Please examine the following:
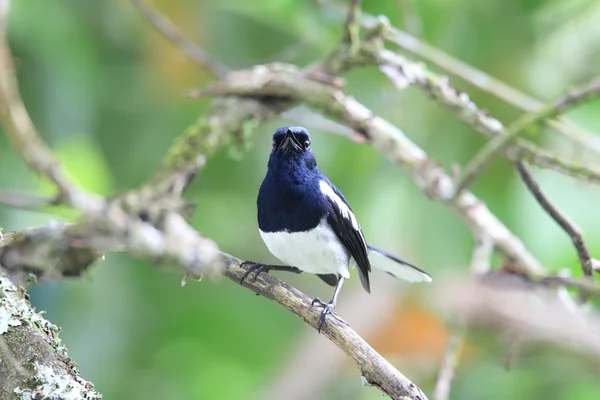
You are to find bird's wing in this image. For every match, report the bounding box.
[319,179,371,293]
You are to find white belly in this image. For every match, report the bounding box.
[259,220,350,278]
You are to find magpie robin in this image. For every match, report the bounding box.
[241,127,431,332]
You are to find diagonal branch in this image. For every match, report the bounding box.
[455,77,600,194]
[514,161,593,278]
[374,44,600,186]
[356,11,600,156]
[129,0,229,78]
[0,189,54,209]
[0,3,103,212]
[223,256,428,400]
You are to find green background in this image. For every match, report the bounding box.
[1,0,600,399]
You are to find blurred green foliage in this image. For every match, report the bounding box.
[1,0,600,399]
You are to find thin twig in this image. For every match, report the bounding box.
[130,0,229,78]
[433,334,463,400]
[343,0,361,54]
[356,12,600,155]
[0,189,54,209]
[375,48,600,186]
[514,161,593,278]
[456,77,600,194]
[433,235,494,400]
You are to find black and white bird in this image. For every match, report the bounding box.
[241,126,431,332]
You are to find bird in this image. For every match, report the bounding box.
[241,126,431,332]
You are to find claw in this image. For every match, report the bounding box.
[311,297,325,307]
[311,297,336,333]
[240,261,272,285]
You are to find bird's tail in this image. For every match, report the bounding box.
[367,244,432,283]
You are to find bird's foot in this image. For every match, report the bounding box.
[311,297,339,333]
[239,261,273,285]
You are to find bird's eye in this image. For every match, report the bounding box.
[303,141,310,150]
[272,141,277,150]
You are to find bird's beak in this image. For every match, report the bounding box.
[278,131,302,153]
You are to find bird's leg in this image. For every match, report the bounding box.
[239,261,302,285]
[311,276,345,333]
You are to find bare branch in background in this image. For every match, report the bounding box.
[355,12,600,155]
[514,161,594,278]
[433,335,463,400]
[433,235,494,400]
[456,77,600,194]
[376,44,600,186]
[437,276,600,361]
[0,189,54,209]
[129,0,229,78]
[0,3,103,212]
[343,0,361,54]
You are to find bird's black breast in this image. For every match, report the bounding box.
[257,162,325,233]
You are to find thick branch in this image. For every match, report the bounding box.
[0,275,102,399]
[223,256,428,400]
[0,203,221,283]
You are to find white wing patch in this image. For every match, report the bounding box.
[319,180,360,230]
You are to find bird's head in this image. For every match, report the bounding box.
[268,126,317,171]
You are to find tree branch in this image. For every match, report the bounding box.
[0,274,102,399]
[455,77,600,194]
[0,189,54,210]
[223,256,428,400]
[129,0,229,78]
[374,43,600,186]
[433,234,494,400]
[356,10,600,156]
[0,12,103,212]
[438,274,600,361]
[514,161,593,278]
[343,0,361,55]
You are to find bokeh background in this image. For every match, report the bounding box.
[1,0,600,399]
